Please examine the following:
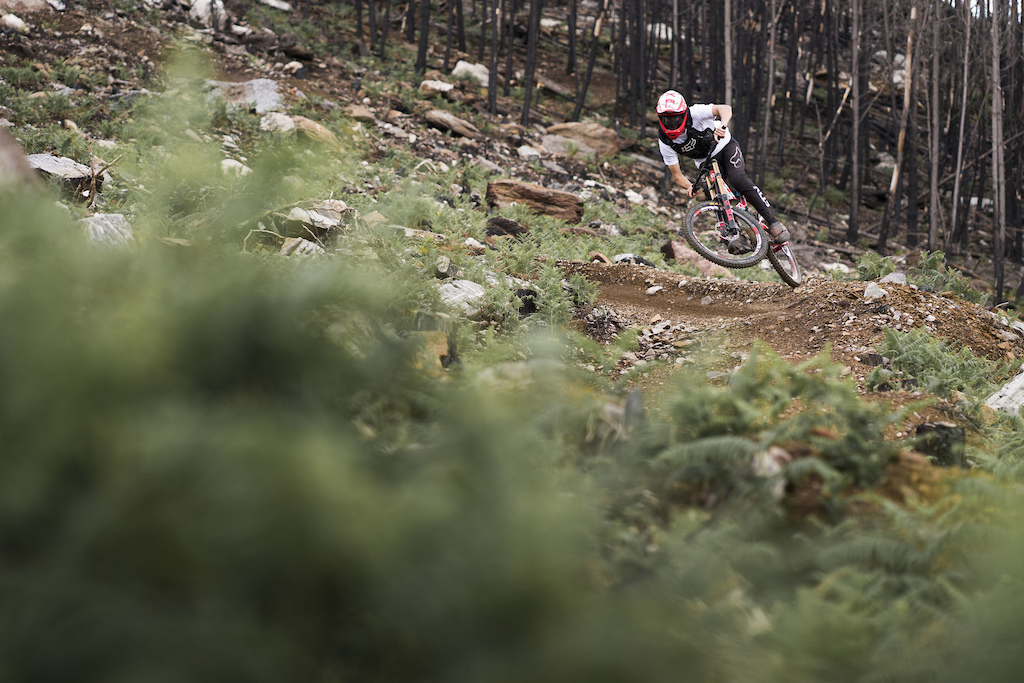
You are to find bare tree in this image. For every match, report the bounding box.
[415,0,431,73]
[878,2,918,255]
[927,0,942,250]
[946,0,971,253]
[758,0,783,186]
[847,0,862,244]
[571,0,609,121]
[488,0,499,114]
[723,0,733,106]
[520,0,545,126]
[991,0,1007,300]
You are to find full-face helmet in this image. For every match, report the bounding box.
[657,90,689,140]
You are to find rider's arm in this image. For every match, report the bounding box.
[711,104,733,139]
[667,162,694,197]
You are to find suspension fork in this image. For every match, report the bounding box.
[709,160,738,232]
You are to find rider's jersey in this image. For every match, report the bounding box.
[658,103,732,167]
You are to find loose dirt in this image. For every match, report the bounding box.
[564,259,1024,424]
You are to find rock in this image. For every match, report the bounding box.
[187,0,227,30]
[221,159,251,176]
[517,145,541,160]
[987,367,1024,415]
[259,111,296,133]
[419,79,454,96]
[280,237,325,256]
[823,262,851,274]
[27,153,110,200]
[646,285,663,296]
[0,0,51,10]
[438,279,487,315]
[700,295,714,306]
[472,157,504,175]
[292,115,344,152]
[344,104,375,123]
[879,272,907,285]
[257,0,291,8]
[282,205,344,235]
[545,122,621,156]
[451,60,489,85]
[1,13,28,32]
[624,189,644,204]
[541,159,568,175]
[539,134,596,157]
[486,179,584,224]
[613,253,655,266]
[206,78,282,114]
[282,61,306,78]
[77,213,135,247]
[863,282,888,301]
[423,109,482,139]
[464,237,487,254]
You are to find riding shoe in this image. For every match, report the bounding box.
[768,221,790,244]
[727,234,754,255]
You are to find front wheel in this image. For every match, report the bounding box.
[682,202,769,269]
[767,242,803,288]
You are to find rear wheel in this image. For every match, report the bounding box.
[767,242,802,288]
[682,202,769,269]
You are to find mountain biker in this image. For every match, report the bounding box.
[656,90,790,245]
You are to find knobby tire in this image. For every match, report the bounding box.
[682,202,769,269]
[767,242,802,288]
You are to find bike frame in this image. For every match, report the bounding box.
[702,160,742,235]
[699,159,787,250]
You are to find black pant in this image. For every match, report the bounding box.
[714,140,776,225]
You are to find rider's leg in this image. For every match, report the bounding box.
[717,141,790,243]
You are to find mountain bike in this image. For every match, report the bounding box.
[681,158,802,288]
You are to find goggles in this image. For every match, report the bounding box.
[659,112,687,130]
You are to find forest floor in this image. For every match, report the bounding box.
[5,1,1022,437]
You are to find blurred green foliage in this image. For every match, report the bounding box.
[3,29,1024,683]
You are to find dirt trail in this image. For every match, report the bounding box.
[565,262,1024,405]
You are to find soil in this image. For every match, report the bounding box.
[562,258,1024,426]
[7,2,1022,430]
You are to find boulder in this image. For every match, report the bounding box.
[77,213,135,247]
[540,134,596,157]
[344,104,375,123]
[438,279,487,315]
[186,0,227,30]
[27,153,111,200]
[486,179,584,224]
[545,122,621,156]
[451,60,489,85]
[260,112,296,133]
[0,0,52,9]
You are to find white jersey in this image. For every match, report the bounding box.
[658,103,732,167]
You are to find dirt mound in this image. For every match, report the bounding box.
[564,261,1024,395]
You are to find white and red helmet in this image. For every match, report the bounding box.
[657,90,689,140]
